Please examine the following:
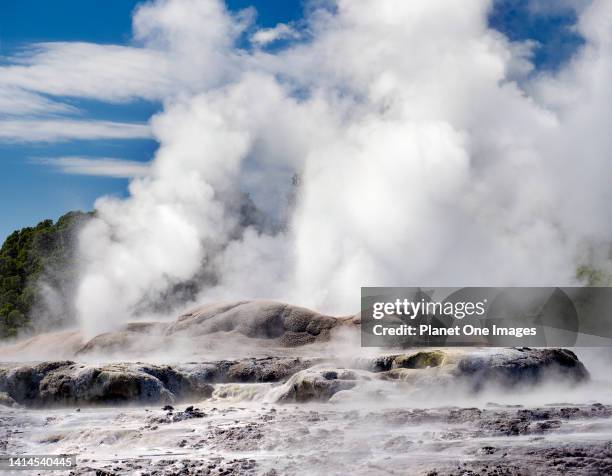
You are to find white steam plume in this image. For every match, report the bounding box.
[73,0,612,336]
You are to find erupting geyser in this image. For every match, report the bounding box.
[59,0,612,336]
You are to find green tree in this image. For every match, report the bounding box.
[0,211,92,338]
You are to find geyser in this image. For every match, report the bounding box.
[61,0,612,336]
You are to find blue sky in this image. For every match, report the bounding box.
[0,0,585,241]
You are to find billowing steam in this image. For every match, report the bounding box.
[75,0,612,336]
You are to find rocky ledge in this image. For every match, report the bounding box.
[0,348,589,407]
[0,301,359,361]
[76,301,357,356]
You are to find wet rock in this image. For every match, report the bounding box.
[207,422,266,451]
[481,416,532,436]
[366,348,590,395]
[39,365,176,406]
[0,391,17,407]
[172,406,205,421]
[137,364,213,401]
[146,406,205,425]
[393,350,447,369]
[173,357,316,385]
[479,446,497,455]
[534,420,562,432]
[224,357,314,383]
[0,362,212,407]
[531,442,612,474]
[273,368,361,403]
[0,347,592,407]
[0,361,74,403]
[447,407,483,423]
[455,348,589,390]
[0,357,311,407]
[368,350,447,372]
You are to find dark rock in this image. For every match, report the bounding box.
[455,348,589,390]
[368,350,447,372]
[224,357,314,383]
[479,446,497,455]
[0,362,195,407]
[0,348,592,408]
[0,357,313,407]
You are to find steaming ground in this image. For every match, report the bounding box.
[3,391,612,475]
[2,344,612,475]
[2,301,612,474]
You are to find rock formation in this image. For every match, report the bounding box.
[0,348,589,407]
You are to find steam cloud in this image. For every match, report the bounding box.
[70,0,612,336]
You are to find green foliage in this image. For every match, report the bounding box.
[576,265,612,286]
[0,211,92,338]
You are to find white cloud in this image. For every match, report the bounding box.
[251,23,299,46]
[0,43,171,104]
[37,156,150,178]
[0,119,151,142]
[0,87,77,116]
[0,0,249,121]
